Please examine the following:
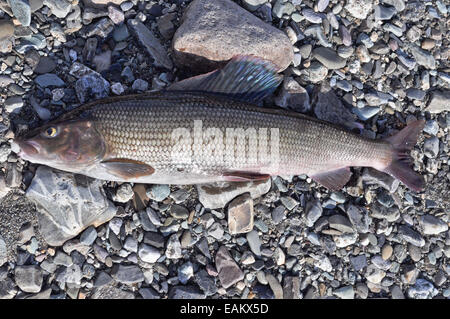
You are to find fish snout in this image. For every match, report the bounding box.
[12,138,40,158]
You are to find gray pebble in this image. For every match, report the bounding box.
[15,265,43,293]
[246,230,261,256]
[79,226,97,245]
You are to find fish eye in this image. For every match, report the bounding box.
[42,126,58,138]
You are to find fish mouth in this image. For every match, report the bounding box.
[13,139,40,157]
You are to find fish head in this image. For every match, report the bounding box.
[13,120,106,170]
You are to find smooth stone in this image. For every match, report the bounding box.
[362,168,399,193]
[274,77,310,113]
[127,19,172,69]
[170,204,189,219]
[246,230,261,256]
[194,269,217,296]
[423,120,439,135]
[8,0,31,26]
[407,279,438,299]
[352,106,380,121]
[317,0,329,12]
[423,137,439,158]
[43,0,72,18]
[165,234,182,259]
[302,8,323,23]
[266,274,283,299]
[307,61,328,83]
[337,45,354,59]
[172,0,293,72]
[313,83,356,128]
[147,184,170,202]
[350,255,367,272]
[405,88,426,101]
[15,265,43,293]
[333,286,355,299]
[419,215,448,235]
[345,0,373,19]
[271,205,286,224]
[0,20,14,40]
[272,0,295,19]
[398,225,425,247]
[138,243,161,263]
[86,17,114,38]
[4,96,23,112]
[113,23,129,42]
[312,47,347,69]
[34,73,65,87]
[29,0,43,12]
[346,205,370,233]
[374,5,397,20]
[34,57,57,74]
[228,193,254,234]
[16,33,46,54]
[426,90,450,113]
[110,264,144,284]
[381,0,405,12]
[305,199,323,227]
[215,246,244,288]
[328,215,354,233]
[79,226,97,245]
[26,166,116,246]
[410,45,436,69]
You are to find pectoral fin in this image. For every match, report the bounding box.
[101,158,155,180]
[310,167,352,191]
[223,171,271,182]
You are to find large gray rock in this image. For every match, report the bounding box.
[26,166,117,246]
[197,179,271,210]
[172,0,293,72]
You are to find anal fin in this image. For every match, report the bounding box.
[101,158,155,180]
[310,167,352,191]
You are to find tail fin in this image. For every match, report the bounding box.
[382,120,425,192]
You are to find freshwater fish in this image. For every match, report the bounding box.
[13,56,425,191]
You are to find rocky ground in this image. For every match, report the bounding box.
[0,0,449,299]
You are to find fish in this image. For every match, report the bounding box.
[13,56,425,192]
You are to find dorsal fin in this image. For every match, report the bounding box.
[170,55,283,103]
